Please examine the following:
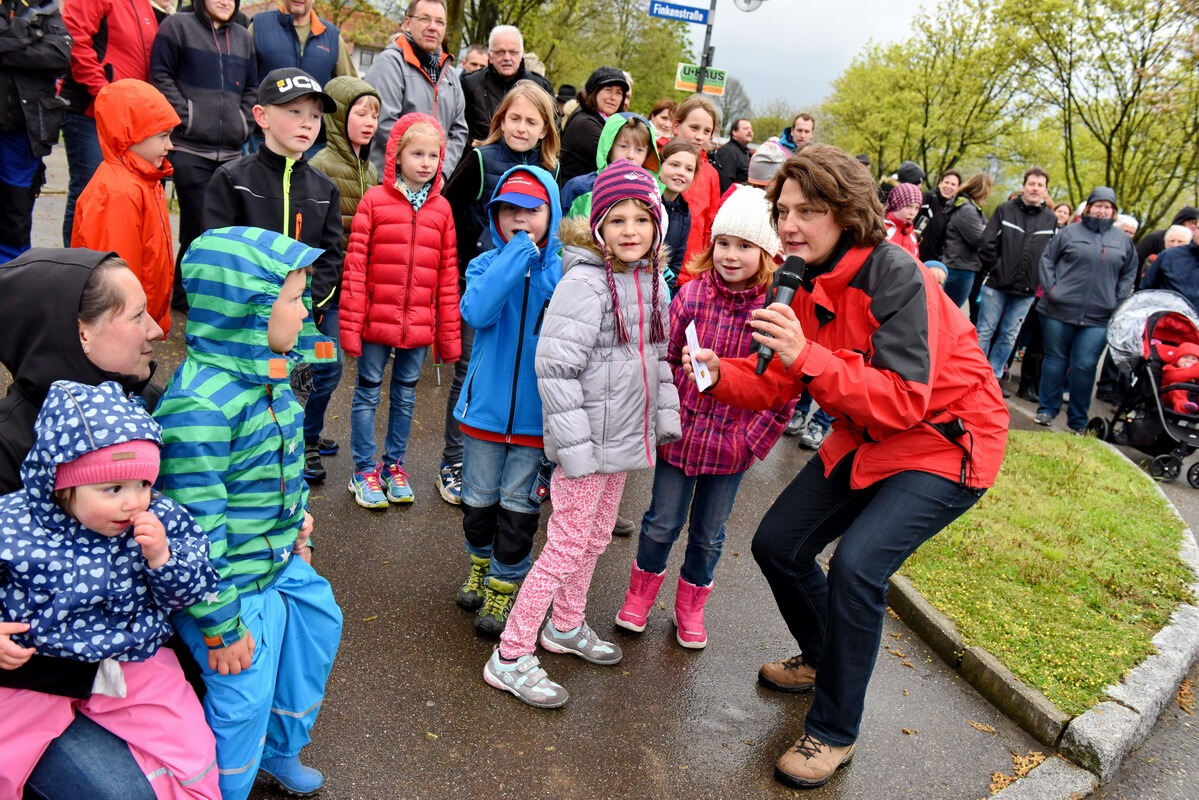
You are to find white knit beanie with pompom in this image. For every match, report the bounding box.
[711,185,781,257]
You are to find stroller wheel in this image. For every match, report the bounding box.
[1085,417,1111,441]
[1148,454,1182,482]
[1188,463,1199,489]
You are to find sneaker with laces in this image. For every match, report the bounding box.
[784,410,806,437]
[1034,411,1054,426]
[437,461,462,505]
[348,467,388,509]
[799,425,827,451]
[483,649,569,709]
[539,620,623,665]
[316,437,339,456]
[758,654,817,693]
[774,732,855,788]
[381,462,414,504]
[303,443,326,485]
[456,554,490,611]
[475,576,518,638]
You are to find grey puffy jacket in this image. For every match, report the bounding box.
[536,220,681,478]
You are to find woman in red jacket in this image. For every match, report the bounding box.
[686,145,1008,789]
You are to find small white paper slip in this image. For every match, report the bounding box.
[685,320,713,392]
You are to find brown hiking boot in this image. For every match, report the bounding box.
[775,732,855,788]
[758,654,816,693]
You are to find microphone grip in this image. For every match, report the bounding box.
[754,284,799,375]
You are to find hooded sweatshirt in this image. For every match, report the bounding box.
[0,248,158,498]
[71,79,180,335]
[560,112,661,219]
[149,0,257,160]
[154,226,335,649]
[535,218,681,478]
[454,166,563,440]
[340,112,462,362]
[309,75,381,254]
[0,380,217,668]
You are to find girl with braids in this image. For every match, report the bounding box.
[482,163,680,709]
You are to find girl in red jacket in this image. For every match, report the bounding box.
[340,113,462,509]
[673,95,721,269]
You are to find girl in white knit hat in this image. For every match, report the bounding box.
[616,185,799,648]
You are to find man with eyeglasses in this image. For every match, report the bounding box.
[461,24,553,142]
[365,0,468,179]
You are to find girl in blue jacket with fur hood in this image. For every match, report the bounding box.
[453,165,563,640]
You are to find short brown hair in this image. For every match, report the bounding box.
[658,139,698,164]
[405,0,445,16]
[939,169,962,183]
[1022,167,1049,185]
[650,98,677,118]
[672,95,718,130]
[793,112,814,128]
[959,173,993,203]
[78,256,131,325]
[766,144,886,248]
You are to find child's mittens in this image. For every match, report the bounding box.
[132,510,169,569]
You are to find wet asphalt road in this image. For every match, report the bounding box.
[24,146,1197,799]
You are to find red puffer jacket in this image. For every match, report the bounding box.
[340,112,462,362]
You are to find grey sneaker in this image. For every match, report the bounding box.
[483,649,569,709]
[799,425,827,450]
[784,411,806,437]
[538,620,623,665]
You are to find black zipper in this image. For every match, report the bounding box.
[504,267,533,437]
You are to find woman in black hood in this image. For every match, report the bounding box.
[0,247,163,800]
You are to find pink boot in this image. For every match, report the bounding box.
[615,562,667,632]
[674,577,713,649]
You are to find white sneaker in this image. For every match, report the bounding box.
[483,649,569,709]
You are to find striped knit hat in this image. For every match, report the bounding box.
[588,162,667,345]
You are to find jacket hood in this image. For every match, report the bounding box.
[193,0,241,27]
[94,79,180,180]
[1086,186,1118,209]
[383,112,445,196]
[21,381,162,523]
[1172,206,1199,226]
[487,165,563,259]
[322,75,380,166]
[181,226,336,384]
[595,112,660,173]
[0,248,143,404]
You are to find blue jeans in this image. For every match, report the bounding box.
[350,343,426,470]
[796,390,833,432]
[461,436,545,581]
[303,306,343,444]
[752,458,984,746]
[25,715,155,800]
[975,286,1036,378]
[943,267,976,310]
[61,112,102,246]
[636,459,745,586]
[1037,313,1108,430]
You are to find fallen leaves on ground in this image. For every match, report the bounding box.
[969,720,997,734]
[989,750,1047,794]
[1178,677,1194,714]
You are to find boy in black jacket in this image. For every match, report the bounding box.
[204,68,344,482]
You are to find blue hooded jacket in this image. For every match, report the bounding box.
[0,380,217,663]
[454,165,563,438]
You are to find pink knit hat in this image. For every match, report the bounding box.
[54,439,160,490]
[885,182,923,215]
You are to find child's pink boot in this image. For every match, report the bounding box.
[614,562,666,632]
[673,577,713,649]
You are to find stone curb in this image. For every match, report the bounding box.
[885,402,1199,795]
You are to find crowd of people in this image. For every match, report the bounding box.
[2,0,1198,796]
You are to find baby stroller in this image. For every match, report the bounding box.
[1087,290,1199,485]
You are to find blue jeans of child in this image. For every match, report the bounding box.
[1037,313,1108,430]
[943,267,976,310]
[975,286,1036,378]
[751,458,984,746]
[796,390,833,432]
[636,460,745,587]
[461,436,544,581]
[350,343,427,471]
[303,306,343,444]
[24,715,155,800]
[61,112,102,246]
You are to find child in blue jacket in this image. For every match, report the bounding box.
[453,166,563,639]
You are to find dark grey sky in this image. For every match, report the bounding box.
[682,0,919,113]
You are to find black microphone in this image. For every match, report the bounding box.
[755,257,806,375]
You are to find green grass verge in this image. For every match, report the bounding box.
[901,429,1195,716]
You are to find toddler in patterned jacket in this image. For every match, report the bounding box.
[0,380,220,800]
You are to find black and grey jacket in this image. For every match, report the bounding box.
[978,198,1058,296]
[0,0,70,157]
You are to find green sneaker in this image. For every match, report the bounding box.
[456,554,490,611]
[475,576,518,638]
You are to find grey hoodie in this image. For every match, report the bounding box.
[535,219,681,478]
